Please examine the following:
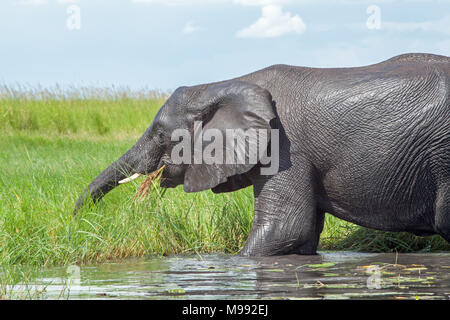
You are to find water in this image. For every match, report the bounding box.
[5,252,450,300]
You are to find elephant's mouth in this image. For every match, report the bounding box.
[118,166,165,186]
[160,177,179,188]
[117,162,180,189]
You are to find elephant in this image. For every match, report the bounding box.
[75,53,450,256]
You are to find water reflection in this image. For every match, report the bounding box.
[4,252,450,300]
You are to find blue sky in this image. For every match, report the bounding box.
[0,0,449,91]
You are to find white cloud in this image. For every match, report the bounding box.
[183,21,200,34]
[236,5,306,38]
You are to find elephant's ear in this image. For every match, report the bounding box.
[183,81,276,193]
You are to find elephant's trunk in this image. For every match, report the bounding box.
[73,134,160,215]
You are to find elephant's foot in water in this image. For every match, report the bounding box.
[240,165,325,256]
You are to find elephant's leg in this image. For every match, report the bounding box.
[240,164,324,256]
[435,184,450,243]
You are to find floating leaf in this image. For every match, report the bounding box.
[167,288,186,295]
[306,262,336,268]
[265,269,285,272]
[403,267,427,271]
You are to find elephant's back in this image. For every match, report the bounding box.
[382,53,450,64]
[306,57,449,165]
[295,55,449,213]
[307,55,449,121]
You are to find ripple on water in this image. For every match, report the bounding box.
[4,252,450,300]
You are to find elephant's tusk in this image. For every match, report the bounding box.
[119,173,142,184]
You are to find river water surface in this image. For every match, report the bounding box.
[6,252,450,299]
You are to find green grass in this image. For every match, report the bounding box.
[0,88,448,271]
[1,96,165,137]
[0,133,254,267]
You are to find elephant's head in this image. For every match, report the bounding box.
[74,80,277,213]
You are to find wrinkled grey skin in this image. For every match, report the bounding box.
[75,53,450,256]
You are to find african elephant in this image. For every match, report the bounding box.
[75,53,450,256]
